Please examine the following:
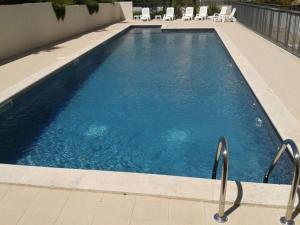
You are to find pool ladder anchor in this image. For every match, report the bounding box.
[263,139,300,225]
[212,137,229,223]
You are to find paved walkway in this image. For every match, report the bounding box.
[0,22,130,95]
[0,183,296,225]
[137,19,300,125]
[215,22,300,126]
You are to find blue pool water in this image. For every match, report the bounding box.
[0,28,292,183]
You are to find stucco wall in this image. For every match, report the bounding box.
[0,2,132,62]
[119,1,133,20]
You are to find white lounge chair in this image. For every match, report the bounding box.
[163,7,175,21]
[215,8,236,22]
[195,6,208,20]
[207,6,227,21]
[140,8,150,21]
[182,7,194,20]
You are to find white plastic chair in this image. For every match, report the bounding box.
[182,7,194,20]
[163,7,175,21]
[195,6,208,20]
[217,8,237,22]
[212,6,228,22]
[140,8,150,21]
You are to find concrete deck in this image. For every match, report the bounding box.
[0,183,298,225]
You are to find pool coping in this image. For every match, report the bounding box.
[0,22,299,208]
[0,164,292,208]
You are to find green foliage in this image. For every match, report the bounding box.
[194,0,200,14]
[85,0,99,14]
[171,0,184,17]
[0,0,44,3]
[207,4,220,16]
[153,9,164,16]
[178,0,193,7]
[0,0,114,3]
[74,0,99,15]
[51,0,73,21]
[133,11,140,16]
[51,3,65,21]
[170,0,197,17]
[96,0,116,3]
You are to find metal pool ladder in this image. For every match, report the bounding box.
[263,139,300,225]
[212,137,229,223]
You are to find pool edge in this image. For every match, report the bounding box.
[0,164,292,208]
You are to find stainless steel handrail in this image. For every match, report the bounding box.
[263,139,300,225]
[212,137,229,223]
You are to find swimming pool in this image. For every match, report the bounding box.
[0,27,292,184]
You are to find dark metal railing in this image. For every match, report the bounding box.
[263,139,300,225]
[233,2,300,57]
[212,137,229,223]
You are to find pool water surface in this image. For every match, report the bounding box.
[0,27,292,183]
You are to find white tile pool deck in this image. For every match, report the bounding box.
[0,183,299,225]
[0,19,300,224]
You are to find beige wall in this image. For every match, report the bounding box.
[119,1,133,20]
[0,2,132,62]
